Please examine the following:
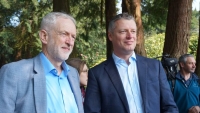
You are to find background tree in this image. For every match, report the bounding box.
[105,0,116,58]
[0,0,52,67]
[122,0,146,56]
[163,0,193,58]
[0,0,199,69]
[195,9,200,76]
[53,0,70,13]
[53,0,107,67]
[141,0,168,35]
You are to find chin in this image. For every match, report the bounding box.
[63,53,70,60]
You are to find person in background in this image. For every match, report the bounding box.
[84,12,178,113]
[0,12,84,113]
[169,54,200,113]
[66,58,88,101]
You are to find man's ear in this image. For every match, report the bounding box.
[108,31,112,41]
[39,30,48,44]
[180,62,184,68]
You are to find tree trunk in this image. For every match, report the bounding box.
[105,0,116,59]
[195,36,200,76]
[53,0,79,58]
[122,0,146,56]
[53,0,70,13]
[195,10,200,76]
[163,0,192,58]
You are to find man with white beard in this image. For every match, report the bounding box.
[0,12,84,113]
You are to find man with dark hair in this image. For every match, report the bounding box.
[169,54,200,113]
[84,13,178,113]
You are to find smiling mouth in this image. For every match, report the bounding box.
[62,47,71,51]
[125,41,134,44]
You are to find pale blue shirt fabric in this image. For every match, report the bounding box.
[112,52,144,113]
[40,52,78,113]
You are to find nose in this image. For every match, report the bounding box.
[126,30,134,39]
[65,35,75,46]
[193,63,196,68]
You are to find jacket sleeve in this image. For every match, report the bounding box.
[0,64,17,113]
[159,61,179,113]
[84,69,101,113]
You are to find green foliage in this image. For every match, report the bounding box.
[189,34,198,56]
[0,0,10,9]
[145,33,165,59]
[70,0,106,67]
[0,29,15,63]
[141,0,168,34]
[1,0,198,68]
[142,0,198,35]
[0,0,106,67]
[75,33,106,67]
[191,9,199,33]
[0,0,52,63]
[145,33,199,59]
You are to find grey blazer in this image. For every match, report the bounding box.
[0,54,84,113]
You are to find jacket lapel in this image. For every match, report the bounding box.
[136,55,147,112]
[67,67,83,113]
[105,57,130,113]
[33,55,47,113]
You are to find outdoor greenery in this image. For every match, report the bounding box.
[145,33,198,59]
[0,0,199,68]
[70,0,107,67]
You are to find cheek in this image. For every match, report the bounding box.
[71,41,75,46]
[80,73,88,79]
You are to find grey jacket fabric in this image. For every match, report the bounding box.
[0,54,84,113]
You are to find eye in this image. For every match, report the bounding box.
[119,30,126,33]
[82,70,88,72]
[59,32,67,37]
[131,30,136,33]
[72,35,76,40]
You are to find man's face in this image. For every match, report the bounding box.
[108,19,137,57]
[46,18,76,62]
[181,57,196,73]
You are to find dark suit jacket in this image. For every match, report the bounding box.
[0,54,84,113]
[84,55,178,113]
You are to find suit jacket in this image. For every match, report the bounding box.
[0,54,84,113]
[84,55,178,113]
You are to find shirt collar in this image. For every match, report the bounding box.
[176,71,196,81]
[39,52,70,76]
[112,52,136,64]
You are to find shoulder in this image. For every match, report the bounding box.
[90,57,114,71]
[67,65,79,78]
[68,65,78,73]
[136,54,161,65]
[192,73,199,80]
[0,55,40,75]
[1,58,33,70]
[0,57,37,85]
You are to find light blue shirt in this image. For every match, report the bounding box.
[40,52,78,113]
[112,53,144,113]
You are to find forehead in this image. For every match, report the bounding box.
[56,18,76,31]
[186,57,195,62]
[114,19,136,29]
[83,64,88,69]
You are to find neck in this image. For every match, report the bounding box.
[42,51,63,75]
[113,52,133,65]
[180,71,191,81]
